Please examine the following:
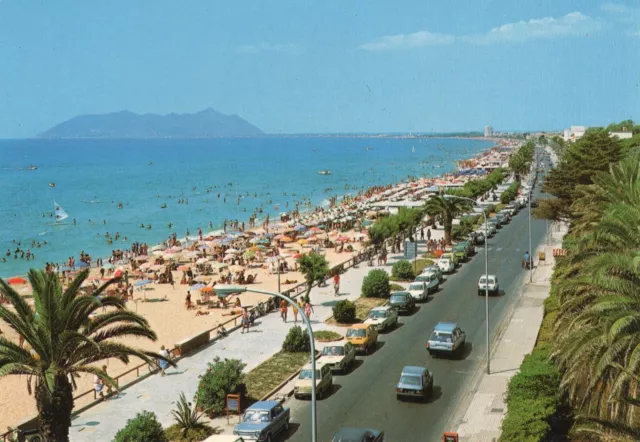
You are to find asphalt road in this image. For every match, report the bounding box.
[284,186,549,442]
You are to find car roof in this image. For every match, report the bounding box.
[401,366,426,375]
[333,428,380,441]
[438,256,451,261]
[302,361,329,370]
[434,322,458,332]
[247,400,280,410]
[371,306,392,311]
[390,291,410,296]
[480,274,497,279]
[348,323,370,329]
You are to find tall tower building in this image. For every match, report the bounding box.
[484,125,493,137]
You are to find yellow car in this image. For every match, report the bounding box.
[346,324,378,354]
[441,252,459,267]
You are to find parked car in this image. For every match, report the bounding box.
[504,204,519,215]
[458,240,475,256]
[452,244,469,262]
[498,210,512,222]
[346,324,378,354]
[389,291,416,314]
[436,257,455,274]
[407,281,429,301]
[470,230,485,245]
[332,428,384,442]
[440,252,459,267]
[294,361,333,399]
[396,366,434,401]
[426,322,466,357]
[425,264,444,282]
[478,274,500,296]
[233,401,290,441]
[414,269,440,291]
[487,218,500,231]
[321,343,356,374]
[364,306,398,333]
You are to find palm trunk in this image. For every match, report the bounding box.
[444,217,453,246]
[36,375,74,442]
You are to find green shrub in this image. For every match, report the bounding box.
[114,411,167,442]
[282,325,311,353]
[500,181,521,204]
[392,260,414,280]
[195,357,246,415]
[165,392,215,441]
[389,283,405,291]
[361,269,391,298]
[332,300,356,323]
[164,425,215,442]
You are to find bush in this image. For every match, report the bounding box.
[332,300,356,323]
[164,425,215,442]
[195,357,246,415]
[165,392,215,441]
[392,260,414,281]
[282,325,311,353]
[500,181,521,204]
[361,269,391,298]
[389,283,405,291]
[114,411,167,442]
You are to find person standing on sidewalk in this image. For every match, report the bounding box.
[280,299,288,322]
[304,300,314,320]
[292,301,299,323]
[241,308,250,333]
[333,273,340,296]
[158,345,170,376]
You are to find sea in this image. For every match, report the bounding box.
[0,137,494,278]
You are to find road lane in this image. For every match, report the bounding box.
[285,192,548,442]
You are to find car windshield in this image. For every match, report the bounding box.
[299,369,321,379]
[369,310,387,319]
[242,410,270,423]
[391,294,407,303]
[400,375,422,386]
[323,346,345,356]
[346,328,366,338]
[409,284,424,291]
[480,277,495,284]
[430,332,453,343]
[439,259,450,264]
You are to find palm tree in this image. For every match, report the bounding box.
[0,269,171,441]
[423,195,471,245]
[297,252,329,300]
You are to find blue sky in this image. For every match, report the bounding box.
[0,0,638,137]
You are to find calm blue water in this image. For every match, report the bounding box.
[0,137,493,277]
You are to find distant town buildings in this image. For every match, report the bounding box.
[609,131,633,139]
[484,125,493,137]
[563,126,587,142]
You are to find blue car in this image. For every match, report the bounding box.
[396,366,433,401]
[332,428,384,442]
[233,401,290,441]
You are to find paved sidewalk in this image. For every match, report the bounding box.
[454,221,568,442]
[68,234,439,441]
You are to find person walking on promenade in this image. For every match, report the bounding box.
[304,300,314,320]
[158,345,170,376]
[241,308,250,333]
[420,228,425,241]
[333,273,340,296]
[280,299,288,322]
[427,228,431,241]
[292,302,299,323]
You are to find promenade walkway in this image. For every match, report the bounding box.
[68,231,442,441]
[453,221,568,441]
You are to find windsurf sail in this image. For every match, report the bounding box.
[54,201,69,222]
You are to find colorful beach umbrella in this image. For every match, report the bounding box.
[200,286,213,293]
[190,283,206,291]
[135,280,153,287]
[7,277,27,285]
[280,237,294,243]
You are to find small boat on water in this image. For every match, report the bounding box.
[49,182,55,187]
[160,203,167,209]
[28,165,38,170]
[411,146,415,153]
[318,170,332,175]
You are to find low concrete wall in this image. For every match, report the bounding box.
[175,330,211,357]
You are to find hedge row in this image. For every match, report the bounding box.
[500,181,521,204]
[498,286,564,442]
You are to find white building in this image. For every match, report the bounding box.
[563,125,587,142]
[610,131,633,140]
[484,125,493,137]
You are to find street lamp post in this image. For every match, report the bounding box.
[528,188,533,283]
[213,284,318,442]
[444,195,491,375]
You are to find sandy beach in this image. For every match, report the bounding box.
[0,139,514,433]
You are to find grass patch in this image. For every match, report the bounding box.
[414,259,434,275]
[495,203,507,212]
[422,252,440,259]
[245,352,310,401]
[390,283,405,291]
[327,297,387,325]
[389,259,435,281]
[313,330,342,341]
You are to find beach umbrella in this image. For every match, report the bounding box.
[163,253,177,260]
[280,237,294,243]
[113,269,124,279]
[249,237,262,244]
[229,265,244,273]
[292,253,303,259]
[225,248,240,254]
[200,286,213,293]
[7,277,27,285]
[362,219,373,226]
[135,255,149,261]
[242,250,255,259]
[194,275,209,283]
[196,257,210,264]
[306,236,318,243]
[297,239,308,245]
[151,264,165,271]
[135,280,153,287]
[190,283,206,291]
[178,265,191,271]
[223,255,235,262]
[167,247,183,253]
[139,262,152,270]
[274,234,287,240]
[76,261,89,268]
[152,250,165,256]
[150,245,164,252]
[185,251,200,258]
[212,262,228,270]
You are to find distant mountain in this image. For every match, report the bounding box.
[39,108,264,139]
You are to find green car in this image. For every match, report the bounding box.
[441,252,459,267]
[458,241,475,257]
[452,244,468,262]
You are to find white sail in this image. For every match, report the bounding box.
[54,201,69,222]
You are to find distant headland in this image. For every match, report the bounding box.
[38,108,264,139]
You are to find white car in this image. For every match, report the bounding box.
[321,342,356,374]
[478,274,499,295]
[364,306,398,332]
[407,281,429,301]
[425,265,444,282]
[436,257,455,274]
